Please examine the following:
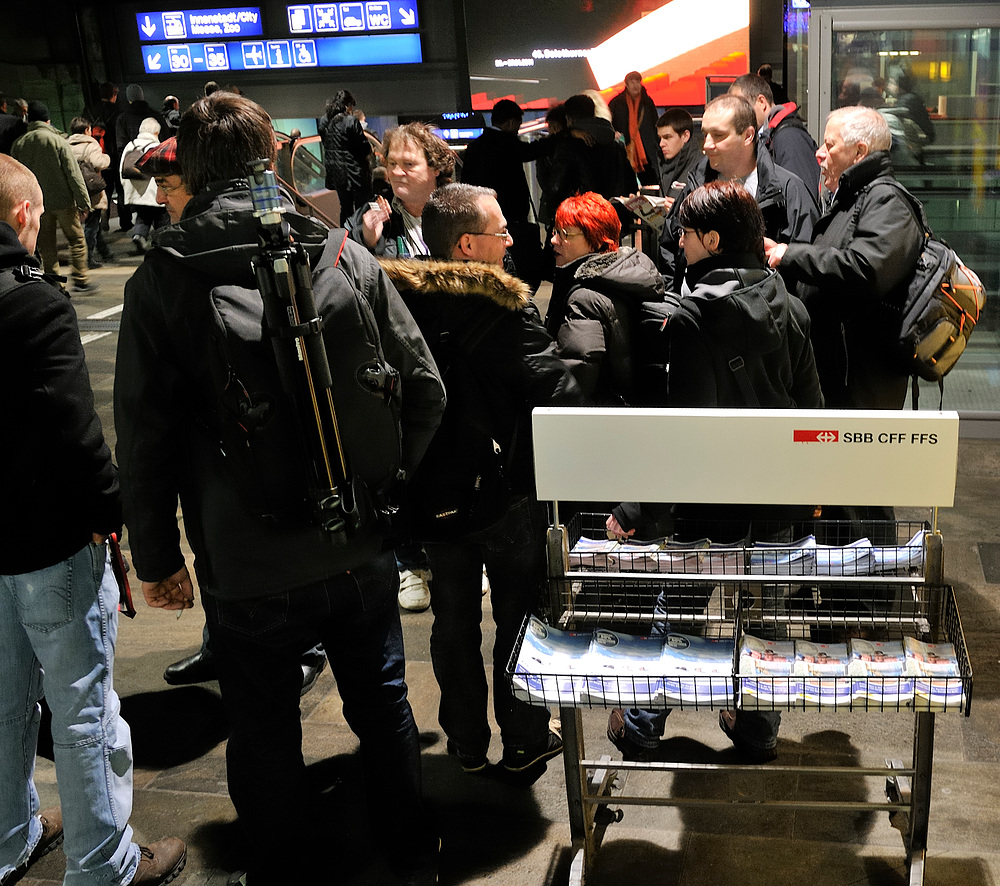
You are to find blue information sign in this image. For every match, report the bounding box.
[136,8,264,43]
[287,2,419,34]
[141,33,421,73]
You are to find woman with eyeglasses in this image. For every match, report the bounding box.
[544,191,664,404]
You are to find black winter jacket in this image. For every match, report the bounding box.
[608,86,660,180]
[380,258,584,495]
[0,222,121,574]
[659,146,819,286]
[546,247,665,404]
[611,257,823,537]
[763,103,821,200]
[319,111,372,193]
[778,152,923,408]
[115,182,445,598]
[667,258,824,408]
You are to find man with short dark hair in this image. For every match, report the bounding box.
[379,182,581,775]
[655,108,700,210]
[461,98,549,289]
[115,91,445,885]
[0,153,186,886]
[658,93,818,288]
[729,72,820,198]
[11,100,98,293]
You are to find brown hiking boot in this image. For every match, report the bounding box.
[1,807,64,886]
[131,838,187,885]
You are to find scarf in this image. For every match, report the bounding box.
[626,91,648,173]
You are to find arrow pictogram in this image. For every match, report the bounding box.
[146,52,162,70]
[142,15,157,37]
[399,7,415,25]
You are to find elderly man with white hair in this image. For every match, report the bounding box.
[765,105,923,410]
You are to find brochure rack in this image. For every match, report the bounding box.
[513,408,970,886]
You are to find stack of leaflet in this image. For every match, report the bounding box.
[748,536,817,575]
[904,636,964,710]
[512,618,735,709]
[737,633,964,709]
[511,616,592,706]
[587,629,665,706]
[848,639,913,705]
[872,529,926,573]
[567,536,705,573]
[814,539,874,576]
[737,636,799,707]
[660,632,734,706]
[795,640,853,706]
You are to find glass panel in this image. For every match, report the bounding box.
[830,27,1000,413]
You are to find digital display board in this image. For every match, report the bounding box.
[136,8,264,41]
[287,3,419,33]
[135,3,422,73]
[141,33,421,72]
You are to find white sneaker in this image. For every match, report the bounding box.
[398,568,431,611]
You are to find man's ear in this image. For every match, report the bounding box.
[743,126,756,147]
[680,130,691,145]
[704,229,722,254]
[453,234,476,260]
[855,140,871,161]
[9,199,30,235]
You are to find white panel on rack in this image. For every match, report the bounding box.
[532,407,959,507]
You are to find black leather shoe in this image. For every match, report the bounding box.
[163,651,217,685]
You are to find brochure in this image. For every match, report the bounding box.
[795,640,853,706]
[587,628,666,707]
[738,635,799,706]
[511,616,593,706]
[872,529,926,573]
[613,192,668,233]
[903,636,964,709]
[848,638,913,705]
[660,632,734,706]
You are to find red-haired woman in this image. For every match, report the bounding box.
[545,191,664,403]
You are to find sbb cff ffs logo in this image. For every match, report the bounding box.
[793,429,939,445]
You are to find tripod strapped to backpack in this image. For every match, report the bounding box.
[247,158,359,538]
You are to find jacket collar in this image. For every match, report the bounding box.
[833,151,894,205]
[378,257,532,312]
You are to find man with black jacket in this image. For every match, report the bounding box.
[114,92,446,885]
[379,183,583,775]
[658,94,818,289]
[729,72,821,200]
[0,154,185,886]
[765,105,922,410]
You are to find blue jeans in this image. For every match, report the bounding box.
[203,549,434,885]
[623,588,780,753]
[425,496,552,756]
[0,542,140,885]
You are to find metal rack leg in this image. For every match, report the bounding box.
[560,707,590,886]
[906,711,935,886]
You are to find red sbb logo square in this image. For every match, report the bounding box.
[793,429,839,443]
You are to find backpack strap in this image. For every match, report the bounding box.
[767,102,799,130]
[727,355,761,407]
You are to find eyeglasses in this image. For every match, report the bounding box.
[466,229,510,240]
[154,179,185,194]
[554,228,584,240]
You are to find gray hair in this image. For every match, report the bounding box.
[422,183,498,259]
[828,106,892,152]
[139,116,161,137]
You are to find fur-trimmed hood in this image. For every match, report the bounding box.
[379,257,532,312]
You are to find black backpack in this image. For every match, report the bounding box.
[853,180,986,407]
[201,231,403,532]
[402,318,513,541]
[635,291,764,408]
